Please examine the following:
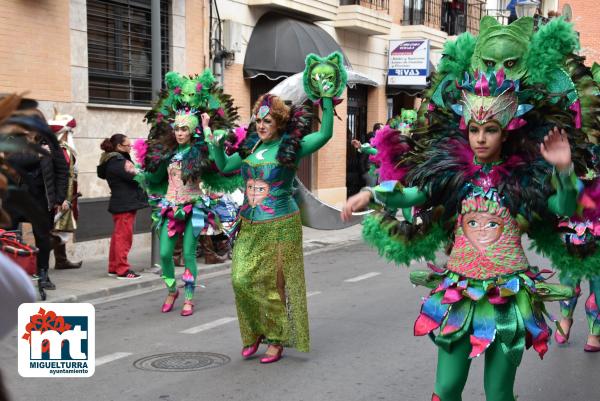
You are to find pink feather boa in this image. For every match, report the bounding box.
[225,125,248,154]
[368,125,412,182]
[132,138,148,168]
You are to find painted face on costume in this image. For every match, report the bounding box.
[462,211,504,251]
[174,126,192,145]
[255,108,279,142]
[246,179,270,207]
[468,121,505,163]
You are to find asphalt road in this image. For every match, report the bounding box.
[1,242,598,401]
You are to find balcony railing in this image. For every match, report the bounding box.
[486,8,511,25]
[402,0,485,35]
[402,0,441,28]
[339,0,389,12]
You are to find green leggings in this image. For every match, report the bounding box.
[159,221,199,300]
[433,334,521,401]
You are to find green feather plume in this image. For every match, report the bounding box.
[437,32,477,77]
[201,171,243,193]
[362,213,448,266]
[526,17,579,87]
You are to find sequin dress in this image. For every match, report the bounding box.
[232,159,308,350]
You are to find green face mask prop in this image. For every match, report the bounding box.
[471,16,534,80]
[181,80,198,105]
[302,51,348,101]
[401,109,417,125]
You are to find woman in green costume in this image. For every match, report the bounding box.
[205,52,345,363]
[135,70,239,317]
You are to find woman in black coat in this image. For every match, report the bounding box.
[97,134,147,279]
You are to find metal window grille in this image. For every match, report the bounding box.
[87,0,171,106]
[339,0,389,12]
[403,0,484,34]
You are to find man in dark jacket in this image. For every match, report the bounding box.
[2,110,69,290]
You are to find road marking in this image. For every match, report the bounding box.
[96,352,133,367]
[344,272,381,283]
[306,291,322,297]
[181,317,238,334]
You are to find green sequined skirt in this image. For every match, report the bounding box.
[231,212,309,352]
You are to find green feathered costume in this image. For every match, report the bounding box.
[358,16,600,401]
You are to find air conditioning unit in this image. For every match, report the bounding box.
[222,19,242,53]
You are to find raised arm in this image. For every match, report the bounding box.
[540,127,579,217]
[298,97,334,158]
[359,143,378,155]
[202,113,243,173]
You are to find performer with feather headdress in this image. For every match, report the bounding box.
[205,52,346,363]
[135,69,239,317]
[341,15,600,401]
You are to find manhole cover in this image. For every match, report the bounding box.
[133,352,230,372]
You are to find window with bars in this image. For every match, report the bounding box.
[87,0,171,106]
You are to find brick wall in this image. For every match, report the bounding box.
[314,90,348,204]
[389,0,403,24]
[367,86,388,131]
[223,63,251,121]
[0,0,71,101]
[186,0,207,73]
[559,0,600,65]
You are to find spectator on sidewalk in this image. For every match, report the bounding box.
[48,112,82,269]
[97,134,147,280]
[2,106,69,291]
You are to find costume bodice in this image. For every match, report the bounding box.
[164,156,202,205]
[239,160,298,222]
[446,167,529,279]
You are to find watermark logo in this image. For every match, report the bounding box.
[18,303,95,377]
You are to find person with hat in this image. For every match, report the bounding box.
[48,112,82,269]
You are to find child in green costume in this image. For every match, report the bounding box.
[342,69,583,401]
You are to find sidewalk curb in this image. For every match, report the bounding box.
[49,239,360,304]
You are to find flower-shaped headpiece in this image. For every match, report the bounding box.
[451,70,533,131]
[173,108,199,132]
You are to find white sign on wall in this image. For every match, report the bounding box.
[387,39,430,86]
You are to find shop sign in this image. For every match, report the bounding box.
[387,39,430,86]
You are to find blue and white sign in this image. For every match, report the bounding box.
[387,39,430,86]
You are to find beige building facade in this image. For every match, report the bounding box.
[1,0,493,249]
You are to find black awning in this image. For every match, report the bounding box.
[385,85,428,97]
[243,12,351,80]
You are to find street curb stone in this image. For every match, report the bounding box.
[48,239,360,304]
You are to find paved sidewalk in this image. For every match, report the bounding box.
[41,224,363,303]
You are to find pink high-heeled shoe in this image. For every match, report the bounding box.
[241,335,265,358]
[161,290,179,313]
[584,343,600,352]
[555,319,572,344]
[259,345,283,364]
[181,301,194,317]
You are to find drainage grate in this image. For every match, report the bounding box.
[133,352,230,372]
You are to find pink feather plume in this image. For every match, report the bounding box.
[369,125,412,182]
[132,138,148,168]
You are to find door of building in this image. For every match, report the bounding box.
[346,85,368,197]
